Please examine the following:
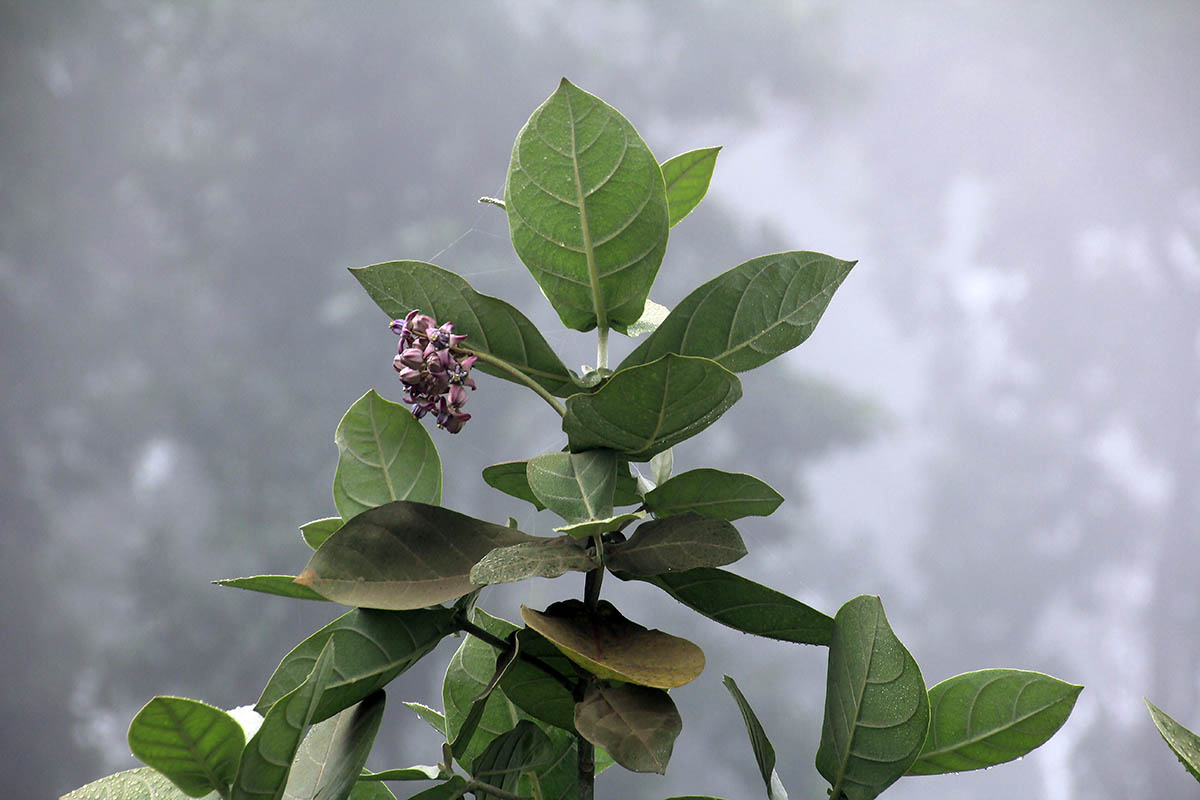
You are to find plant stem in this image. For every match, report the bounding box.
[576,728,595,800]
[465,779,526,800]
[596,326,609,370]
[456,347,566,418]
[457,616,577,695]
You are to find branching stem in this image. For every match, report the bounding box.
[456,616,577,695]
[455,346,566,418]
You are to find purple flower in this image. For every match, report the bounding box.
[389,309,478,433]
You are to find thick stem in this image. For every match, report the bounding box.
[595,326,609,370]
[576,729,595,800]
[457,617,577,695]
[455,347,566,418]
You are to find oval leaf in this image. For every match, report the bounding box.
[333,390,441,520]
[62,767,210,800]
[282,692,386,800]
[128,697,245,798]
[505,78,669,332]
[605,514,746,576]
[661,147,720,226]
[470,536,596,586]
[644,469,783,521]
[350,261,575,396]
[908,669,1082,775]
[815,595,929,800]
[563,354,742,461]
[213,576,330,602]
[574,682,682,774]
[521,599,704,688]
[1145,700,1200,783]
[526,449,617,523]
[482,461,546,511]
[296,501,534,610]
[621,251,856,373]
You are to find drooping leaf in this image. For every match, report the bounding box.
[553,511,644,539]
[127,697,245,798]
[505,78,670,333]
[815,595,929,800]
[350,260,575,396]
[500,628,579,732]
[627,568,832,645]
[644,469,783,521]
[282,691,386,800]
[563,354,741,461]
[255,606,458,719]
[470,536,595,586]
[722,676,787,800]
[605,513,746,576]
[332,390,442,520]
[443,609,524,769]
[482,461,546,511]
[521,600,704,689]
[296,501,534,610]
[661,147,720,227]
[300,517,343,550]
[61,767,216,800]
[573,682,682,774]
[621,251,856,373]
[360,765,441,782]
[214,576,330,602]
[471,720,555,797]
[907,669,1082,775]
[1145,700,1200,783]
[402,703,447,738]
[526,449,617,523]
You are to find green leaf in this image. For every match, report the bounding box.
[500,628,579,732]
[233,638,337,800]
[348,782,396,800]
[907,669,1082,775]
[471,720,555,797]
[644,469,783,521]
[505,78,670,333]
[405,776,467,800]
[350,260,575,396]
[563,354,742,461]
[402,702,447,738]
[296,501,533,610]
[573,682,682,774]
[1145,700,1200,783]
[470,535,596,585]
[255,606,458,720]
[214,576,330,602]
[61,768,216,800]
[360,765,441,782]
[282,691,386,800]
[661,147,720,227]
[815,595,929,800]
[605,513,746,576]
[722,676,786,800]
[553,511,644,540]
[526,449,617,523]
[301,517,343,550]
[621,251,856,373]
[333,390,442,521]
[522,599,705,689]
[625,299,671,338]
[450,637,522,761]
[627,568,832,645]
[482,461,547,511]
[127,697,244,798]
[443,610,524,769]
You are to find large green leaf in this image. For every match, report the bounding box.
[605,513,746,576]
[61,768,217,800]
[643,469,783,521]
[563,354,741,461]
[908,669,1082,775]
[573,682,682,774]
[1146,700,1200,783]
[471,720,555,797]
[128,697,244,798]
[282,692,386,800]
[255,606,458,719]
[526,449,617,523]
[469,535,596,586]
[333,390,441,520]
[815,595,929,800]
[621,251,856,373]
[443,610,525,769]
[350,260,576,396]
[625,567,833,646]
[504,78,670,333]
[296,501,534,609]
[722,676,787,800]
[482,461,547,511]
[214,575,330,602]
[661,147,720,227]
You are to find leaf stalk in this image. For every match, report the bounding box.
[456,346,566,418]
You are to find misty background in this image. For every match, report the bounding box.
[3,2,1199,798]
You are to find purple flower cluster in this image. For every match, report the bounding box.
[391,310,477,433]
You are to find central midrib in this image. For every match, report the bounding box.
[564,88,606,332]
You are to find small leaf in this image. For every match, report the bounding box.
[255,606,458,720]
[648,448,673,486]
[907,669,1082,775]
[127,697,245,798]
[553,511,644,539]
[402,703,447,738]
[482,461,546,511]
[815,595,929,800]
[360,765,441,781]
[300,517,343,550]
[621,251,856,373]
[61,767,210,800]
[470,536,595,585]
[505,78,670,333]
[661,147,720,226]
[722,676,786,800]
[282,691,386,800]
[522,599,704,688]
[606,513,746,576]
[644,469,783,521]
[627,567,833,645]
[526,449,617,523]
[471,720,555,796]
[1145,699,1200,783]
[563,354,742,461]
[333,390,442,521]
[296,501,534,610]
[214,576,330,602]
[625,299,671,337]
[573,682,682,774]
[350,260,575,396]
[443,610,524,769]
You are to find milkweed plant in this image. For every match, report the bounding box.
[68,78,1146,800]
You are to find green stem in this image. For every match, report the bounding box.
[577,728,595,800]
[596,326,609,370]
[456,347,565,418]
[457,616,578,695]
[465,779,526,800]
